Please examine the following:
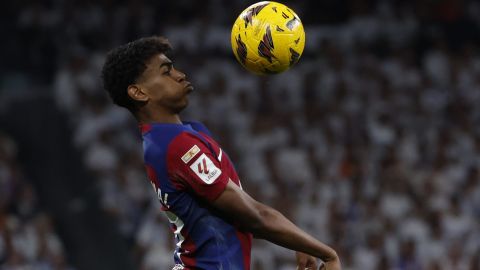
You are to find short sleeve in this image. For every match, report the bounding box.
[166,132,228,202]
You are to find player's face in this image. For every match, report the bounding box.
[137,53,193,113]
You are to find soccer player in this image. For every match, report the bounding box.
[101,36,341,270]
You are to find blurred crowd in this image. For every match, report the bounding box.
[0,133,73,270]
[4,0,480,269]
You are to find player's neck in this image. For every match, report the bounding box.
[136,109,182,124]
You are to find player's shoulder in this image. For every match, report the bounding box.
[140,122,214,160]
[167,130,209,158]
[141,123,191,141]
[183,120,213,137]
[141,123,195,160]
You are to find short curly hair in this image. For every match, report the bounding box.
[101,36,172,113]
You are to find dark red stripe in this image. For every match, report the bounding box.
[139,123,152,134]
[179,231,197,267]
[236,231,253,270]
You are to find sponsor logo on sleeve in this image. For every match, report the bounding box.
[181,145,200,164]
[190,153,222,184]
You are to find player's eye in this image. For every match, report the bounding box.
[163,65,173,75]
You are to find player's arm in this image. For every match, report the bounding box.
[166,133,339,268]
[212,180,341,270]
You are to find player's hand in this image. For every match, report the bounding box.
[295,251,318,270]
[321,255,342,270]
[296,251,342,270]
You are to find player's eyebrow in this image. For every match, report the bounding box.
[160,61,173,69]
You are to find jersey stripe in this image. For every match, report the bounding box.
[236,231,252,269]
[218,149,223,161]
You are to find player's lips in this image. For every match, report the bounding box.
[184,82,194,93]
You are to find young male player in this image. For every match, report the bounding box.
[101,36,341,270]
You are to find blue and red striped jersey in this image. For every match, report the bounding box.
[140,121,252,270]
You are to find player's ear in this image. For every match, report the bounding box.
[128,85,149,102]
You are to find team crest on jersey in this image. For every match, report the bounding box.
[190,154,222,184]
[181,145,200,164]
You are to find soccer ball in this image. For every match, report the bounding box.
[231,1,305,75]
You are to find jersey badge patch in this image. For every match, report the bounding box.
[190,154,222,184]
[181,145,200,164]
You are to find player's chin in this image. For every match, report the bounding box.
[172,99,189,114]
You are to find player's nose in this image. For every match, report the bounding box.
[175,69,186,82]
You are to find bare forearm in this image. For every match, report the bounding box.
[251,205,338,262]
[211,180,339,264]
